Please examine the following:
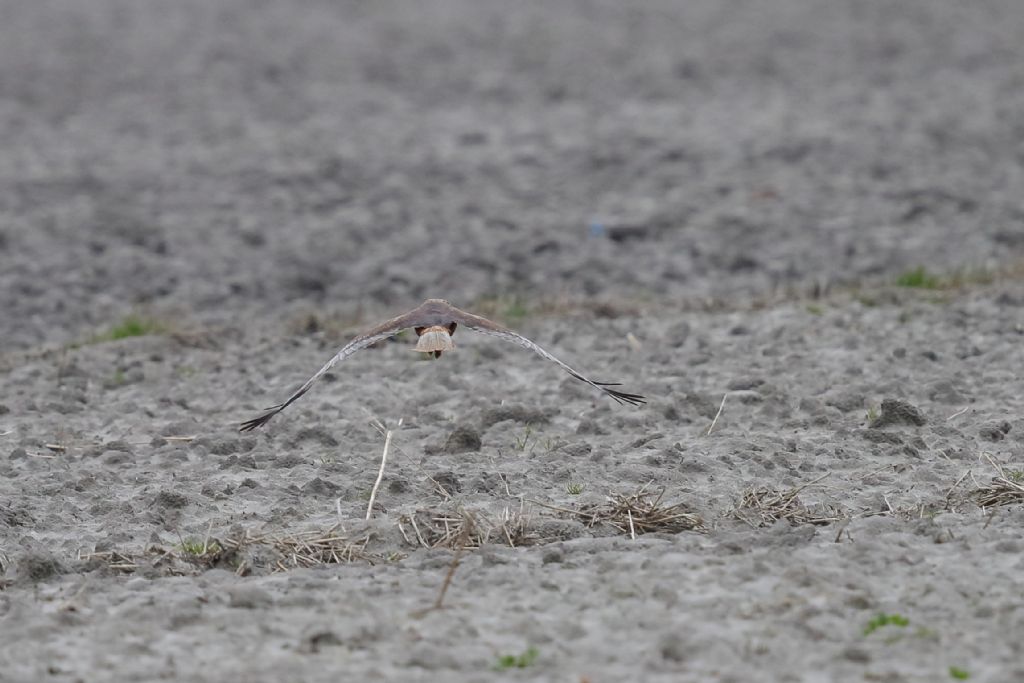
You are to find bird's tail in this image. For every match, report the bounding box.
[414,326,455,354]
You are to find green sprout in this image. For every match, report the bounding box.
[494,647,539,670]
[91,314,166,343]
[474,295,531,324]
[896,267,941,289]
[513,425,533,451]
[178,539,221,556]
[863,613,909,636]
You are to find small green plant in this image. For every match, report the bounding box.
[176,365,198,378]
[106,315,161,339]
[178,539,221,556]
[474,295,531,323]
[494,647,539,670]
[855,291,879,307]
[866,405,879,423]
[913,626,938,640]
[1008,470,1024,483]
[566,482,585,495]
[863,613,909,636]
[111,369,126,386]
[896,266,942,289]
[949,666,970,680]
[805,304,823,315]
[513,425,533,451]
[92,314,165,343]
[503,298,529,321]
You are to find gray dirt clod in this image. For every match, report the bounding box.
[438,425,482,454]
[870,398,927,428]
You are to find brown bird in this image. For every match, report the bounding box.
[239,299,645,431]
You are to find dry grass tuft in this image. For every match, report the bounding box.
[577,487,705,536]
[530,485,705,536]
[79,544,203,576]
[972,455,1024,509]
[732,475,843,527]
[398,505,535,549]
[221,526,379,572]
[80,525,381,577]
[974,477,1024,508]
[0,551,13,590]
[78,549,145,573]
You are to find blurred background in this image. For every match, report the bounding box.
[1,0,1022,349]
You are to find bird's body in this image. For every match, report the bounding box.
[239,298,644,431]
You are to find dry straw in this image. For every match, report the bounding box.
[531,484,706,536]
[398,503,533,550]
[731,473,842,527]
[366,417,403,520]
[972,453,1024,509]
[80,524,380,577]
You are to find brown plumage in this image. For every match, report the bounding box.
[239,299,645,431]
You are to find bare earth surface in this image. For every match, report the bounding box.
[2,1,1023,681]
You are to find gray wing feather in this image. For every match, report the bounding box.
[453,309,645,406]
[239,312,416,431]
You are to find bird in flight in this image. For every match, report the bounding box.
[239,298,645,431]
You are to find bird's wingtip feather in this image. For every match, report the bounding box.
[238,407,283,432]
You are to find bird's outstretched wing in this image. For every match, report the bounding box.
[239,310,418,431]
[451,307,646,406]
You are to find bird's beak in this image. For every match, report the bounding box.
[414,326,455,353]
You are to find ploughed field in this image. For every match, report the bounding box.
[1,1,1022,681]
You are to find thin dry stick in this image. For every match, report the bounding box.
[409,515,429,548]
[980,451,1004,476]
[431,514,472,610]
[789,471,831,494]
[58,579,91,612]
[945,406,970,421]
[366,418,402,520]
[706,393,729,436]
[411,513,474,617]
[201,520,214,555]
[882,494,895,514]
[945,470,971,502]
[429,477,453,501]
[982,508,998,530]
[396,519,413,545]
[627,509,636,540]
[859,463,894,481]
[526,498,594,518]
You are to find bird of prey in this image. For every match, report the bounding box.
[239,298,645,431]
